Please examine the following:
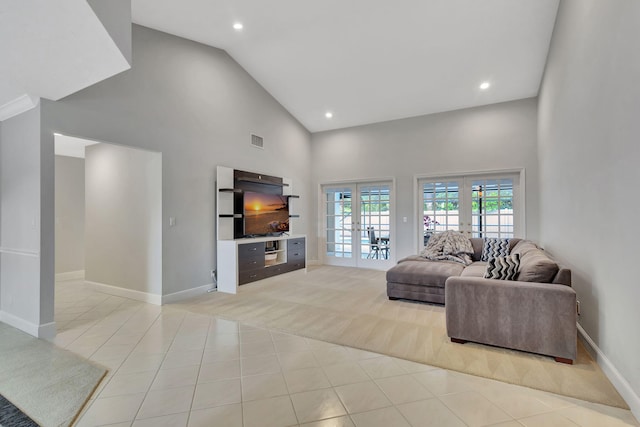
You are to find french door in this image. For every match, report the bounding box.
[323,182,394,270]
[419,173,521,248]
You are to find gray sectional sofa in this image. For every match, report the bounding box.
[386,237,577,363]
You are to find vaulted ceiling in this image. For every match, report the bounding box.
[1,0,559,132]
[0,0,130,121]
[132,0,560,132]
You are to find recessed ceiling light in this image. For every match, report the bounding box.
[233,22,243,31]
[325,112,333,119]
[480,82,491,90]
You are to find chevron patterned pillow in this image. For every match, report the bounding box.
[484,253,520,280]
[481,238,511,261]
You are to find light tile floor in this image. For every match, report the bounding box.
[52,280,639,427]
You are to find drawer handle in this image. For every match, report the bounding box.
[251,247,257,251]
[293,253,299,256]
[250,274,257,278]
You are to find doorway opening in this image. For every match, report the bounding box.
[54,133,162,333]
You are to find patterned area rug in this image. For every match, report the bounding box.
[0,394,38,427]
[0,322,107,427]
[179,265,628,409]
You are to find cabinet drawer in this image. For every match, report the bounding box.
[287,237,305,264]
[286,260,305,272]
[288,250,305,261]
[287,238,305,251]
[264,264,287,278]
[239,269,266,285]
[238,242,264,259]
[239,256,264,270]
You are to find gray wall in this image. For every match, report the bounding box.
[41,25,312,295]
[0,105,55,335]
[54,155,85,274]
[310,98,540,261]
[0,121,2,309]
[85,143,162,295]
[88,0,132,64]
[538,0,640,410]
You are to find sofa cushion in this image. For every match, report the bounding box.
[517,249,559,283]
[460,262,487,278]
[511,240,539,257]
[469,238,484,261]
[387,259,464,288]
[484,254,520,280]
[481,238,511,261]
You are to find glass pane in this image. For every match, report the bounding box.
[471,178,514,238]
[360,185,391,259]
[422,181,460,243]
[324,188,353,258]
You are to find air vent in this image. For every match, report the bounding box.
[250,134,264,149]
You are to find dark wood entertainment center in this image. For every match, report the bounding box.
[216,166,306,293]
[237,236,305,285]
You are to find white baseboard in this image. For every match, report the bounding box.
[85,281,162,306]
[38,321,57,340]
[578,323,640,418]
[55,270,85,281]
[83,281,215,306]
[0,311,56,339]
[162,284,213,305]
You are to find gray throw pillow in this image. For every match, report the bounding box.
[484,254,520,280]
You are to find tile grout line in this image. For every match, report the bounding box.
[269,328,300,427]
[121,310,187,424]
[62,283,165,425]
[185,312,222,426]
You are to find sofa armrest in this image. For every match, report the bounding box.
[445,276,577,361]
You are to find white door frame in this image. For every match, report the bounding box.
[414,168,526,253]
[319,178,396,270]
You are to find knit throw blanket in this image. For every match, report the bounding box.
[419,231,474,265]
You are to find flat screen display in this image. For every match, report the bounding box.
[243,192,289,236]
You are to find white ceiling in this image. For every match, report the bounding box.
[0,0,130,121]
[132,0,560,132]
